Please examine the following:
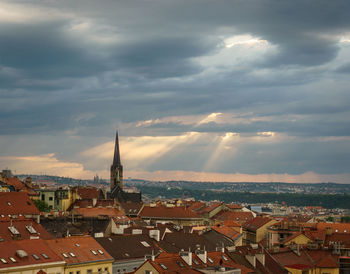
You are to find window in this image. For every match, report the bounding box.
[97,249,104,254]
[91,250,97,255]
[208,257,214,263]
[49,197,53,201]
[75,243,80,247]
[76,271,80,274]
[98,268,102,274]
[7,202,11,206]
[42,253,49,259]
[62,253,69,258]
[69,252,76,257]
[69,272,73,274]
[86,270,92,274]
[32,254,40,260]
[9,257,17,263]
[0,258,7,264]
[160,264,167,270]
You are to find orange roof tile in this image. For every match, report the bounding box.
[215,211,254,223]
[212,225,241,240]
[0,239,64,270]
[243,217,274,231]
[45,236,113,265]
[140,205,202,219]
[72,207,128,219]
[0,192,40,216]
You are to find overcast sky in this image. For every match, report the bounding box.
[1,0,350,183]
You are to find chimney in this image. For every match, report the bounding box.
[180,248,192,266]
[195,247,207,264]
[92,198,97,207]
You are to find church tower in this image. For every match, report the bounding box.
[110,130,123,192]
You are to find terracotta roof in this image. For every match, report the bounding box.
[96,234,161,260]
[325,233,350,247]
[214,211,254,223]
[197,202,222,214]
[226,203,243,209]
[316,255,338,268]
[285,264,312,270]
[0,219,53,241]
[76,187,102,199]
[243,217,274,231]
[72,207,129,220]
[140,205,202,219]
[188,201,206,212]
[119,202,143,216]
[316,222,350,233]
[212,225,241,240]
[0,192,40,216]
[4,177,25,191]
[0,239,64,270]
[45,235,113,265]
[68,199,115,210]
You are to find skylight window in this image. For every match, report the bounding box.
[141,241,150,247]
[26,225,37,234]
[208,257,214,263]
[176,260,184,267]
[0,258,8,264]
[41,253,49,259]
[8,226,20,235]
[160,263,168,270]
[97,249,104,255]
[222,255,228,261]
[7,202,11,206]
[193,259,199,265]
[32,254,40,260]
[75,243,80,247]
[62,253,69,258]
[69,252,76,257]
[9,257,17,263]
[91,250,97,255]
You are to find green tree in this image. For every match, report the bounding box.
[32,199,51,212]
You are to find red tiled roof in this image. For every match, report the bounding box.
[72,207,128,219]
[285,264,312,270]
[45,235,113,265]
[212,225,241,240]
[4,177,25,191]
[197,202,222,214]
[140,205,202,219]
[0,219,53,241]
[0,192,40,216]
[316,222,350,233]
[226,203,243,209]
[243,217,274,231]
[316,255,338,268]
[215,211,254,223]
[76,187,101,199]
[325,233,350,247]
[0,239,64,270]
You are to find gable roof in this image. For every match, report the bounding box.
[140,205,202,219]
[0,218,53,241]
[215,211,254,223]
[45,235,113,265]
[72,207,129,219]
[243,217,275,231]
[76,187,102,199]
[96,234,161,260]
[212,225,241,241]
[0,192,40,216]
[0,239,64,270]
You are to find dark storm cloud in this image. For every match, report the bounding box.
[1,0,350,179]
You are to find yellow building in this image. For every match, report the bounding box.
[45,236,114,274]
[243,217,278,244]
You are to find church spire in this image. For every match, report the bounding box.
[112,130,121,167]
[110,129,123,192]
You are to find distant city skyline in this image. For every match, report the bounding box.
[0,0,349,183]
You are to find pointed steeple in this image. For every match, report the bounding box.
[112,130,121,167]
[110,129,123,192]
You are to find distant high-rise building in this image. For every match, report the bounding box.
[110,130,123,192]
